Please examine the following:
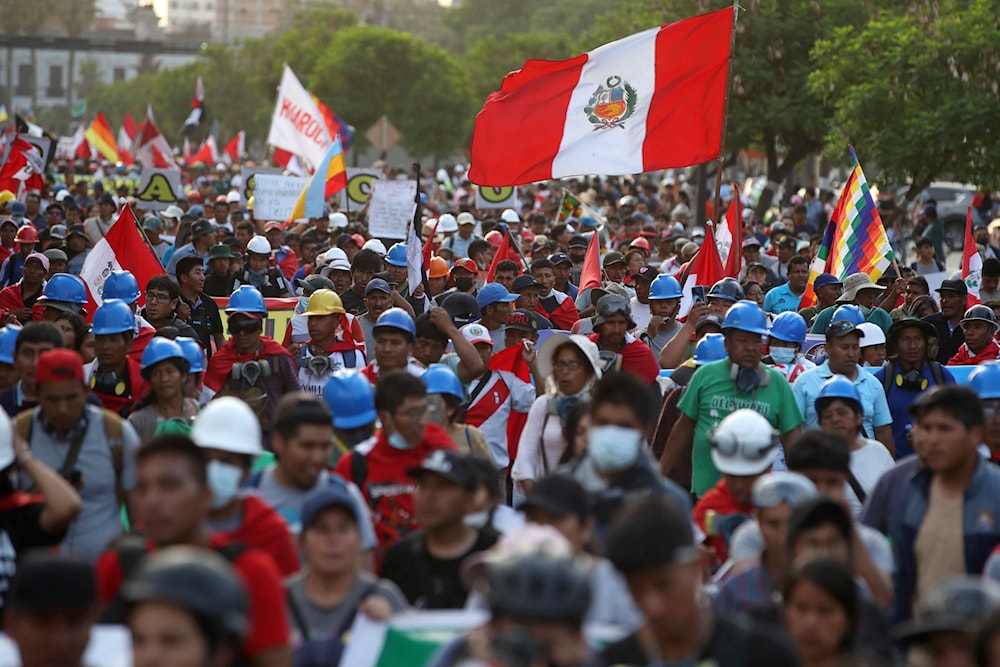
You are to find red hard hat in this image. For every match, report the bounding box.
[351,233,365,248]
[15,224,39,244]
[629,237,651,255]
[484,230,503,248]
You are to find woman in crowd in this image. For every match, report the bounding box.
[557,401,591,467]
[512,334,601,494]
[783,558,860,667]
[56,311,95,364]
[128,337,199,443]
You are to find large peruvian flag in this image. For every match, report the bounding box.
[80,205,165,312]
[963,206,983,308]
[468,7,733,186]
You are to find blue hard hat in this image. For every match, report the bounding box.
[648,275,683,300]
[722,300,769,336]
[477,282,518,309]
[385,243,408,267]
[373,307,416,342]
[92,299,136,335]
[970,362,1000,400]
[831,304,866,327]
[41,273,88,304]
[323,370,377,430]
[422,363,464,401]
[225,285,268,315]
[816,374,863,408]
[694,333,727,366]
[140,337,190,380]
[103,270,140,304]
[769,311,807,346]
[174,336,206,374]
[0,325,19,365]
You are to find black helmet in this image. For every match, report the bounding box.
[891,576,1000,644]
[483,552,591,623]
[709,277,746,303]
[124,546,248,645]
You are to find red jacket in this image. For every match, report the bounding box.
[0,281,42,316]
[588,333,659,384]
[334,423,457,559]
[90,357,149,417]
[212,494,300,577]
[948,340,1000,366]
[693,478,754,566]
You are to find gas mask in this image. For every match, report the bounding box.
[231,360,271,386]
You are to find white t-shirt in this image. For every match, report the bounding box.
[847,439,896,518]
[629,297,652,331]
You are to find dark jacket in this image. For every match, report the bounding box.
[922,311,965,364]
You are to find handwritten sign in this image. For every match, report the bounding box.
[135,168,182,211]
[253,174,310,221]
[475,185,517,209]
[239,166,281,204]
[367,179,417,239]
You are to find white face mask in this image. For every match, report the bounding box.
[587,425,643,473]
[769,347,796,365]
[207,460,243,510]
[857,304,872,316]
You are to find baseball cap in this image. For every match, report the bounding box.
[511,274,541,292]
[8,551,96,611]
[742,236,762,248]
[825,320,865,341]
[578,216,598,229]
[627,266,658,283]
[695,313,725,332]
[773,234,795,248]
[477,282,518,309]
[68,224,87,239]
[519,474,589,522]
[441,292,481,326]
[460,322,493,347]
[451,258,478,274]
[457,212,476,226]
[813,273,842,289]
[335,233,358,249]
[936,278,968,296]
[162,205,184,220]
[301,485,363,529]
[36,349,84,384]
[296,274,335,294]
[48,224,67,240]
[263,221,284,233]
[746,262,767,273]
[505,309,538,332]
[751,471,817,509]
[142,216,163,231]
[24,252,49,272]
[373,271,397,286]
[567,235,589,249]
[364,278,391,295]
[548,252,572,266]
[191,219,214,239]
[602,251,626,267]
[43,248,67,263]
[407,450,477,490]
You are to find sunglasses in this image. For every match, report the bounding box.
[229,318,261,335]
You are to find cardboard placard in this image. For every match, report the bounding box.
[135,168,183,211]
[367,179,417,239]
[253,174,310,221]
[475,185,517,209]
[239,166,281,204]
[339,168,383,210]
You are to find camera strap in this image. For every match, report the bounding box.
[59,424,90,480]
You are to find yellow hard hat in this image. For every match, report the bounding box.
[0,191,15,206]
[302,289,345,317]
[428,256,450,279]
[246,195,254,211]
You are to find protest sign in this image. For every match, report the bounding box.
[339,168,383,210]
[253,174,310,220]
[367,179,417,239]
[475,185,517,209]
[239,166,281,204]
[135,168,183,211]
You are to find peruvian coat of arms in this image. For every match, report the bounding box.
[584,75,637,130]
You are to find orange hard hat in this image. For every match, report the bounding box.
[428,256,449,279]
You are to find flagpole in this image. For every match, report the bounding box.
[411,162,431,296]
[713,0,740,228]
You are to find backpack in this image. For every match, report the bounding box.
[16,407,126,505]
[99,534,247,624]
[881,360,945,397]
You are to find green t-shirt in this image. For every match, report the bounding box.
[678,358,804,497]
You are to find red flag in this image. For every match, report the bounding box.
[723,185,743,278]
[681,222,725,315]
[578,231,602,291]
[135,116,179,169]
[422,220,438,271]
[189,136,219,165]
[117,111,137,165]
[79,206,165,317]
[468,7,734,186]
[0,135,44,193]
[488,344,531,383]
[222,131,245,165]
[486,231,518,282]
[963,206,983,308]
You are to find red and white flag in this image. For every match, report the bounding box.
[717,183,743,277]
[190,135,219,165]
[117,111,137,165]
[182,76,204,134]
[222,131,245,165]
[67,125,92,160]
[963,206,983,307]
[183,137,192,164]
[80,205,165,311]
[0,134,45,194]
[267,65,333,171]
[680,222,725,317]
[135,113,179,170]
[468,6,734,186]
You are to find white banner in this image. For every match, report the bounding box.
[134,168,182,211]
[475,185,517,209]
[339,168,384,210]
[368,179,417,239]
[253,174,310,221]
[239,166,281,204]
[267,65,332,172]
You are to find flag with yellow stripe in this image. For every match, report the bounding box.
[84,111,119,162]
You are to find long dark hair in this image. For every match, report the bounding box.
[558,401,590,466]
[783,558,859,653]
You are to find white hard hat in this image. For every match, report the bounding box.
[329,212,349,228]
[857,322,886,347]
[362,239,387,256]
[163,205,184,220]
[226,191,241,203]
[709,409,778,476]
[246,236,271,255]
[326,247,348,263]
[437,213,459,233]
[0,413,14,469]
[500,208,520,223]
[436,168,450,183]
[191,397,263,456]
